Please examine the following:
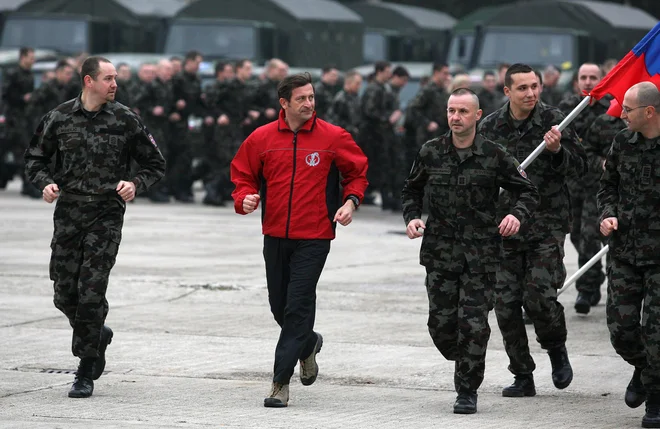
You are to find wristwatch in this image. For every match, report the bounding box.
[346,195,360,210]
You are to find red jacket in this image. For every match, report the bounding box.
[231,110,368,240]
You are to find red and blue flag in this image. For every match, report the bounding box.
[590,21,660,117]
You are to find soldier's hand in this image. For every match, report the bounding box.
[600,217,618,236]
[23,93,31,102]
[243,194,260,214]
[42,183,59,203]
[499,214,520,237]
[544,126,561,153]
[204,116,214,126]
[265,108,277,119]
[406,219,425,239]
[333,201,355,226]
[427,121,438,132]
[217,114,230,126]
[248,110,260,120]
[389,110,403,125]
[153,106,164,116]
[116,181,136,202]
[169,112,181,122]
[176,99,186,110]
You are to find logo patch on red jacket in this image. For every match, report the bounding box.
[305,152,320,167]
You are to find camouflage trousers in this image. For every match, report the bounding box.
[495,237,568,375]
[425,266,494,393]
[569,182,605,295]
[50,199,124,358]
[607,257,660,393]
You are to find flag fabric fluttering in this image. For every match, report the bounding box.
[590,21,660,117]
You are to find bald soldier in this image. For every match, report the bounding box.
[402,88,539,415]
[598,82,660,429]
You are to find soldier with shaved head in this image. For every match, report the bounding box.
[598,81,660,428]
[402,88,539,415]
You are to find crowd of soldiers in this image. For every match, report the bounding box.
[0,48,624,316]
[1,47,614,211]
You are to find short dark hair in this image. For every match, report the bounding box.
[169,56,182,63]
[185,50,202,64]
[55,59,71,71]
[392,66,409,78]
[504,63,534,88]
[374,61,391,74]
[215,61,227,75]
[19,47,33,59]
[235,59,250,70]
[483,70,496,79]
[433,62,448,73]
[322,64,337,74]
[116,62,129,70]
[80,56,112,86]
[277,72,312,102]
[450,87,480,108]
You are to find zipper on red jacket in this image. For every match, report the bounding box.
[285,132,298,238]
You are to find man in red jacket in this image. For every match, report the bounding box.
[231,72,368,408]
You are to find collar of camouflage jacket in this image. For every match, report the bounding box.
[71,95,114,116]
[439,131,488,156]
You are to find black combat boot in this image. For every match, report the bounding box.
[453,391,478,414]
[589,289,602,306]
[574,292,591,314]
[502,374,537,397]
[626,367,647,408]
[68,358,95,398]
[642,394,660,428]
[93,326,113,380]
[548,346,573,389]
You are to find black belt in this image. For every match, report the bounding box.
[60,191,118,202]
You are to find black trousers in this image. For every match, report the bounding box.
[263,235,331,384]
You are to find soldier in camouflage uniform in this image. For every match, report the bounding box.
[2,47,37,197]
[170,50,205,203]
[558,63,610,314]
[205,59,257,205]
[27,60,74,130]
[24,57,165,399]
[478,63,586,397]
[252,58,288,129]
[313,65,339,120]
[382,66,409,212]
[358,61,392,204]
[598,82,660,428]
[403,88,539,415]
[408,63,452,149]
[327,70,362,139]
[134,59,174,202]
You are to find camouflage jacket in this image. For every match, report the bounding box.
[598,130,660,266]
[28,80,69,125]
[327,90,360,136]
[477,101,586,242]
[2,66,34,119]
[359,81,389,129]
[582,113,626,187]
[558,93,611,138]
[407,81,449,133]
[134,78,174,128]
[402,132,539,273]
[171,71,205,121]
[313,80,336,119]
[24,97,165,196]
